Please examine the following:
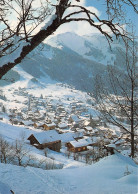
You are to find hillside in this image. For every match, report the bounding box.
[0,151,137,194]
[1,32,127,92]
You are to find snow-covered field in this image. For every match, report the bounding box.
[0,152,137,194]
[0,119,137,194]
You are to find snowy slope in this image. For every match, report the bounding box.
[0,122,137,194]
[0,153,137,194]
[47,32,125,66]
[0,32,127,93]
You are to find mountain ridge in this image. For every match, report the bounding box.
[0,32,126,92]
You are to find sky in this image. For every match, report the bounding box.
[55,0,138,36]
[86,0,138,34]
[0,0,137,37]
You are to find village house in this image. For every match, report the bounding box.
[33,122,38,128]
[84,126,93,133]
[69,114,80,124]
[66,139,89,152]
[27,130,61,152]
[41,122,56,130]
[58,123,68,129]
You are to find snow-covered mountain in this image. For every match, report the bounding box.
[1,32,126,92]
[47,32,126,66]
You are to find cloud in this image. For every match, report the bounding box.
[54,1,101,36]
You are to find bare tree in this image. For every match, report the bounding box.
[12,134,31,166]
[0,136,9,163]
[0,136,13,164]
[94,34,138,158]
[0,0,137,79]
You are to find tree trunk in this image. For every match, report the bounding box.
[131,132,134,158]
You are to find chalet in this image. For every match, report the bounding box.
[41,123,56,130]
[84,126,93,132]
[58,123,68,129]
[33,123,38,128]
[66,139,89,152]
[27,130,61,152]
[73,132,83,140]
[59,132,75,146]
[69,115,80,123]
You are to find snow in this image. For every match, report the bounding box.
[0,39,30,68]
[85,126,93,131]
[107,144,116,148]
[85,136,101,145]
[29,130,84,145]
[70,114,80,122]
[58,123,68,129]
[0,122,32,143]
[41,14,57,30]
[0,28,137,194]
[0,181,12,194]
[59,132,76,143]
[0,153,137,194]
[31,130,60,144]
[47,32,118,66]
[70,139,89,148]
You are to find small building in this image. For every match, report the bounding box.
[84,126,93,132]
[33,123,38,128]
[58,123,68,129]
[41,123,56,130]
[69,115,80,123]
[66,139,89,152]
[27,130,61,152]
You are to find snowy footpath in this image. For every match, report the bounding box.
[0,153,137,194]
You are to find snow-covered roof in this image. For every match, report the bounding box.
[23,120,34,126]
[78,129,85,133]
[85,126,93,131]
[59,132,75,143]
[58,123,68,129]
[70,115,80,122]
[70,139,89,148]
[107,144,116,148]
[45,122,56,127]
[29,130,83,144]
[73,132,83,138]
[85,137,101,144]
[32,130,60,144]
